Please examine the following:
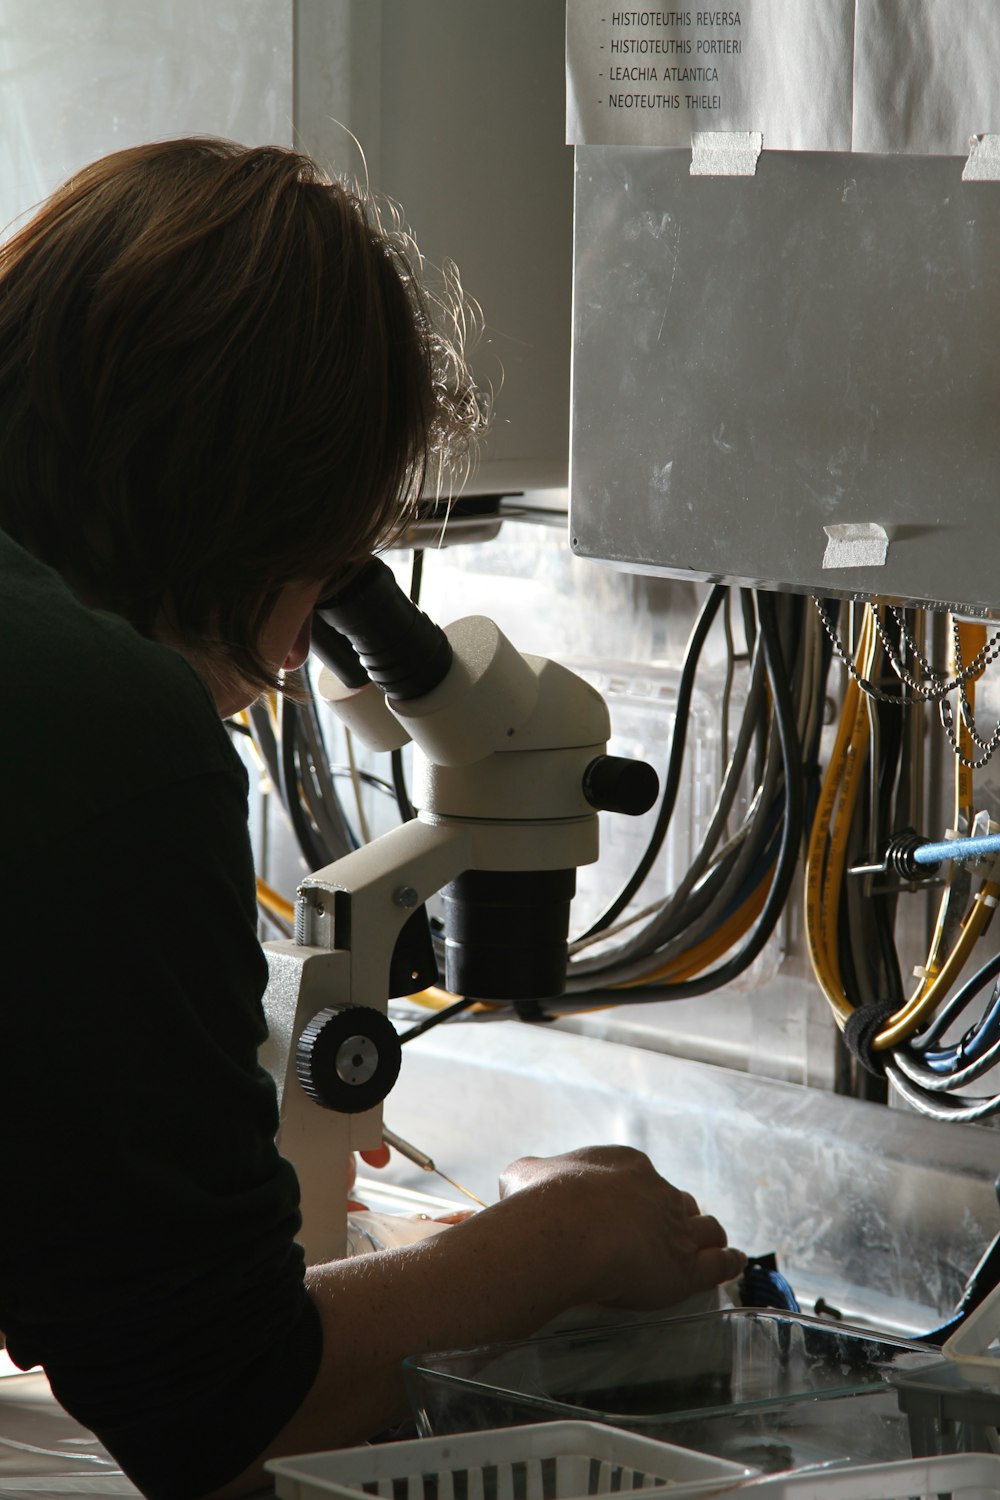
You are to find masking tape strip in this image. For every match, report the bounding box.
[963,135,1000,181]
[690,131,763,177]
[822,522,889,570]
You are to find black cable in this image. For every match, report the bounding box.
[742,590,768,787]
[837,827,867,1013]
[409,548,425,604]
[576,584,727,942]
[391,750,416,823]
[637,634,775,953]
[278,699,335,870]
[247,701,281,787]
[740,588,757,655]
[388,549,426,825]
[397,995,481,1043]
[565,610,780,987]
[328,766,397,799]
[600,588,805,1001]
[300,670,358,856]
[248,699,334,866]
[871,618,905,1004]
[910,949,1000,1053]
[835,615,902,1099]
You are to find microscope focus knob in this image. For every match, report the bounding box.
[582,755,659,816]
[295,1006,402,1115]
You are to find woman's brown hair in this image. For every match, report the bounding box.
[0,136,484,689]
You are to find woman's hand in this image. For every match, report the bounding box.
[499,1144,745,1309]
[277,1142,745,1481]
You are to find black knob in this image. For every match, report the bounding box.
[582,755,659,816]
[295,1006,402,1114]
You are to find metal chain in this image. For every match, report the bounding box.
[812,599,929,703]
[812,598,1000,769]
[938,696,1000,768]
[949,620,1000,762]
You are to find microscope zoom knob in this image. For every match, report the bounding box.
[582,755,659,816]
[295,1005,402,1115]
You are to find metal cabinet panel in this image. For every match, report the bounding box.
[570,145,1000,613]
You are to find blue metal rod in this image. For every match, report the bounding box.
[914,831,1000,866]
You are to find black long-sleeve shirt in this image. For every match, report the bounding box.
[0,528,322,1498]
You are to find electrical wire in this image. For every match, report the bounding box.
[247,552,999,1103]
[391,751,415,823]
[256,878,295,926]
[326,766,397,800]
[804,608,877,1023]
[276,699,339,870]
[568,622,768,971]
[884,1062,1000,1122]
[294,682,356,858]
[343,728,372,845]
[237,537,1000,1118]
[719,590,736,793]
[569,739,783,989]
[871,624,999,1055]
[574,585,728,945]
[245,562,811,1017]
[895,1034,1000,1092]
[892,952,1000,1095]
[388,549,424,825]
[800,603,1000,1117]
[910,949,1000,1056]
[614,589,805,1000]
[397,995,481,1041]
[564,589,811,1004]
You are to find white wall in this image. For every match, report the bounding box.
[0,0,292,237]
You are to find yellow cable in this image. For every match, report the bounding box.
[400,986,500,1015]
[869,618,992,1048]
[403,985,465,1010]
[256,878,295,925]
[804,681,859,1007]
[804,607,997,1049]
[817,690,873,1013]
[873,879,1000,1048]
[804,609,877,1017]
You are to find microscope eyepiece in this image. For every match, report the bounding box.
[316,557,453,701]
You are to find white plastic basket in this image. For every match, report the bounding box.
[737,1452,1000,1500]
[266,1420,757,1500]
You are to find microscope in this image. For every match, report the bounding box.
[260,558,657,1262]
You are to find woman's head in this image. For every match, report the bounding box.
[0,136,484,692]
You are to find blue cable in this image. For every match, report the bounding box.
[911,951,1000,1071]
[914,830,1000,866]
[922,998,1000,1072]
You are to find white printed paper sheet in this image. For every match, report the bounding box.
[853,0,1000,155]
[567,0,1000,155]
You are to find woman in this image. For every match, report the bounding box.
[0,137,744,1500]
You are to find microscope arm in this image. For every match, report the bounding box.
[260,818,474,1264]
[260,564,657,1264]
